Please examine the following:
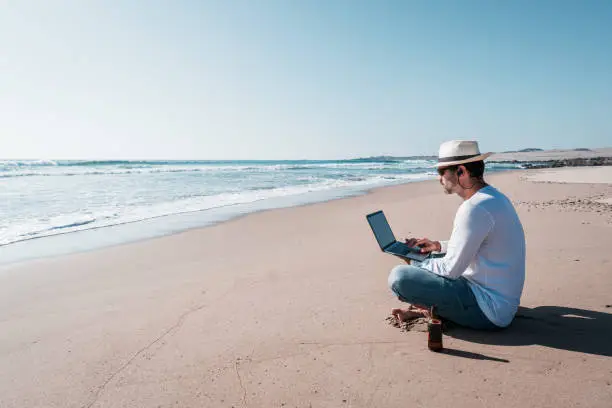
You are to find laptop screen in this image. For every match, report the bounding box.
[367,211,396,249]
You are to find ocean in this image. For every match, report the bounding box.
[0,158,523,263]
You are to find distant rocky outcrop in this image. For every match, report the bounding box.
[502,148,544,153]
[521,157,612,169]
[489,147,612,166]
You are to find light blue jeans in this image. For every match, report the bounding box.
[388,264,499,330]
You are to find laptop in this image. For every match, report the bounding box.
[366,210,430,262]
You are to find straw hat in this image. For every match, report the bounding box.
[434,140,492,168]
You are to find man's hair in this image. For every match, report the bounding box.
[462,160,485,178]
[440,160,485,178]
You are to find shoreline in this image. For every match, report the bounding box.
[0,176,432,267]
[1,166,606,268]
[7,151,610,265]
[1,167,611,407]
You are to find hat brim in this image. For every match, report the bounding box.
[433,152,493,168]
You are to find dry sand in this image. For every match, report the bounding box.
[522,167,612,214]
[1,168,611,408]
[523,166,612,184]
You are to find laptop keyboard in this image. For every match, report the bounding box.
[389,242,410,254]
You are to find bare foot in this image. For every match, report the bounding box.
[391,307,427,323]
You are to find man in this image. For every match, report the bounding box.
[388,140,525,329]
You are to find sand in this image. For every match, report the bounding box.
[522,167,612,219]
[1,168,611,408]
[523,166,612,184]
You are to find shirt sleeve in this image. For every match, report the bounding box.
[420,203,494,279]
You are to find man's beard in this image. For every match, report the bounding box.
[442,181,455,195]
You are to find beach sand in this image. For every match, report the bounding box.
[1,167,611,408]
[523,166,612,184]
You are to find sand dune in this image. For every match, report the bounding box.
[490,147,612,162]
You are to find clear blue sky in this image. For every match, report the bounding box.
[1,1,610,160]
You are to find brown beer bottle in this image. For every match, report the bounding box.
[427,306,443,352]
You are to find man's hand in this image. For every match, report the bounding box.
[404,238,418,248]
[404,237,441,254]
[415,238,441,253]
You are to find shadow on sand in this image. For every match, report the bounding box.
[447,306,612,358]
[439,348,510,362]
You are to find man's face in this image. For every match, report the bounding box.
[438,167,458,195]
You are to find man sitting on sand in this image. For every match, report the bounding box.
[388,140,525,329]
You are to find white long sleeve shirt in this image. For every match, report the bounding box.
[420,185,525,327]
